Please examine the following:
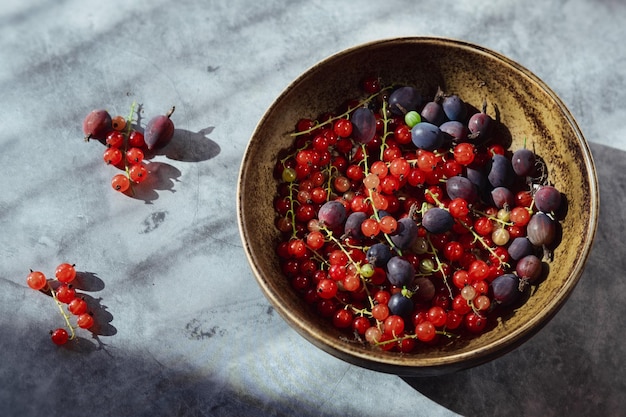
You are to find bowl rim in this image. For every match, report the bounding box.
[237,36,600,374]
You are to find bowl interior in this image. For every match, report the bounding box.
[238,37,598,376]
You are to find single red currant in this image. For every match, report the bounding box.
[415,321,436,342]
[111,174,130,192]
[306,231,325,250]
[26,270,47,291]
[50,328,69,345]
[105,131,124,148]
[361,218,380,238]
[56,284,76,304]
[448,198,469,219]
[103,147,123,165]
[111,115,127,131]
[68,298,88,315]
[333,119,353,138]
[77,313,95,329]
[352,316,370,335]
[316,279,338,299]
[361,75,381,94]
[126,147,145,164]
[333,309,353,329]
[370,161,388,178]
[371,304,390,321]
[453,142,475,166]
[128,131,146,148]
[383,315,405,336]
[287,239,307,258]
[427,306,448,328]
[510,206,531,226]
[379,216,398,234]
[55,263,76,284]
[465,312,487,333]
[129,164,148,183]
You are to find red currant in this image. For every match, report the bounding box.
[453,142,475,165]
[317,279,338,299]
[394,125,412,145]
[427,306,448,328]
[26,270,47,290]
[105,131,124,148]
[77,313,95,329]
[448,198,469,219]
[126,147,145,164]
[333,119,353,138]
[128,130,146,148]
[129,164,148,183]
[56,284,76,304]
[361,218,380,238]
[361,75,381,94]
[474,217,494,236]
[103,147,123,165]
[443,241,464,262]
[371,304,390,321]
[306,231,325,250]
[383,315,405,336]
[111,115,127,131]
[352,316,370,335]
[55,263,76,284]
[510,206,531,226]
[464,312,487,333]
[50,328,69,345]
[415,321,436,342]
[111,174,130,192]
[68,298,88,315]
[370,161,388,178]
[333,309,353,329]
[379,216,397,234]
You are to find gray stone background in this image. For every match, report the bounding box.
[1,1,624,416]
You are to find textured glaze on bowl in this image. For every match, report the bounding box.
[237,37,598,376]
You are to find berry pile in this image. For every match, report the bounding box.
[26,263,95,345]
[272,77,564,352]
[83,103,176,193]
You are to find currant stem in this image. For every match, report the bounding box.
[322,227,358,267]
[123,101,139,196]
[468,299,487,319]
[425,234,454,299]
[461,221,511,269]
[379,100,391,161]
[48,283,76,341]
[374,328,458,348]
[359,143,401,254]
[287,181,298,238]
[325,165,338,201]
[471,208,513,227]
[364,188,401,254]
[290,88,392,137]
[319,226,379,311]
[424,188,445,209]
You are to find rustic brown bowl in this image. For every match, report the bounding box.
[237,37,599,376]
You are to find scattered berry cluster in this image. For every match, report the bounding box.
[83,103,176,193]
[25,103,178,345]
[273,77,564,352]
[26,264,95,345]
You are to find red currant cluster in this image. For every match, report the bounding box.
[273,77,562,352]
[83,103,175,194]
[26,264,95,345]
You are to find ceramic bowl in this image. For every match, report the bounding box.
[237,37,598,376]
